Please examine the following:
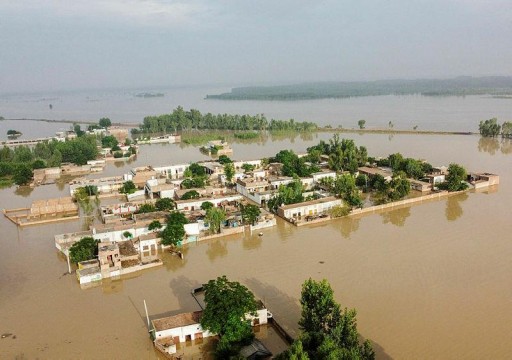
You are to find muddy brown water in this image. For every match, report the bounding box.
[1,133,511,359]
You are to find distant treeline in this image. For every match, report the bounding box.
[206,76,512,100]
[131,106,318,133]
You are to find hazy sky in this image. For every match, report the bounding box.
[1,0,511,93]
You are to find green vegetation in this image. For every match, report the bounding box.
[155,197,174,211]
[132,106,317,134]
[224,162,235,183]
[217,155,232,164]
[328,204,351,218]
[123,231,133,239]
[272,150,319,177]
[307,134,367,173]
[200,276,257,358]
[98,117,112,128]
[241,163,256,173]
[101,135,118,148]
[479,118,512,138]
[268,178,305,213]
[0,136,98,186]
[358,119,366,129]
[148,220,162,231]
[280,278,375,360]
[181,190,200,200]
[205,207,226,234]
[119,180,137,194]
[240,204,261,225]
[479,118,501,137]
[233,131,259,139]
[69,237,99,264]
[182,163,207,189]
[7,129,22,137]
[442,163,469,192]
[160,211,188,246]
[200,201,214,211]
[136,203,157,214]
[12,164,33,185]
[207,76,512,100]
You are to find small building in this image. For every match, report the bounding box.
[277,196,342,220]
[201,161,224,176]
[409,179,432,192]
[469,173,500,189]
[153,163,190,179]
[358,166,393,182]
[145,178,177,199]
[426,173,446,185]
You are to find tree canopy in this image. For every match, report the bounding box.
[69,237,99,264]
[479,118,501,137]
[200,276,258,356]
[240,204,261,225]
[295,278,375,360]
[205,207,226,234]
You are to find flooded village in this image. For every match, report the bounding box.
[0,122,506,359]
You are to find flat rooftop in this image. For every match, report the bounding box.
[152,311,203,332]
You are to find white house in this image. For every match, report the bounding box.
[175,194,243,211]
[277,196,342,220]
[153,164,190,179]
[145,178,177,199]
[312,170,337,183]
[151,305,272,355]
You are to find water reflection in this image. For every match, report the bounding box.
[163,247,189,271]
[445,193,468,222]
[478,137,500,155]
[381,207,411,227]
[14,185,34,197]
[477,137,512,155]
[338,216,361,238]
[206,239,228,261]
[243,233,262,250]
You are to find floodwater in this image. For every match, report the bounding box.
[1,129,512,359]
[2,86,512,137]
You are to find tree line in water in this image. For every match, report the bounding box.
[131,106,318,134]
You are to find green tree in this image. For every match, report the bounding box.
[167,211,189,226]
[224,162,235,183]
[123,231,133,239]
[299,278,375,360]
[479,118,501,137]
[13,164,33,185]
[201,201,214,211]
[99,117,112,128]
[200,276,257,356]
[136,203,156,213]
[148,220,162,231]
[241,204,261,225]
[181,190,200,200]
[101,135,118,149]
[276,339,310,360]
[217,155,232,164]
[47,148,62,167]
[241,163,256,173]
[32,159,46,169]
[445,163,468,192]
[120,180,136,194]
[501,121,512,138]
[160,224,185,246]
[155,197,174,211]
[69,237,99,264]
[206,207,226,234]
[357,119,366,129]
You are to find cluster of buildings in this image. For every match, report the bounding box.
[48,151,501,286]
